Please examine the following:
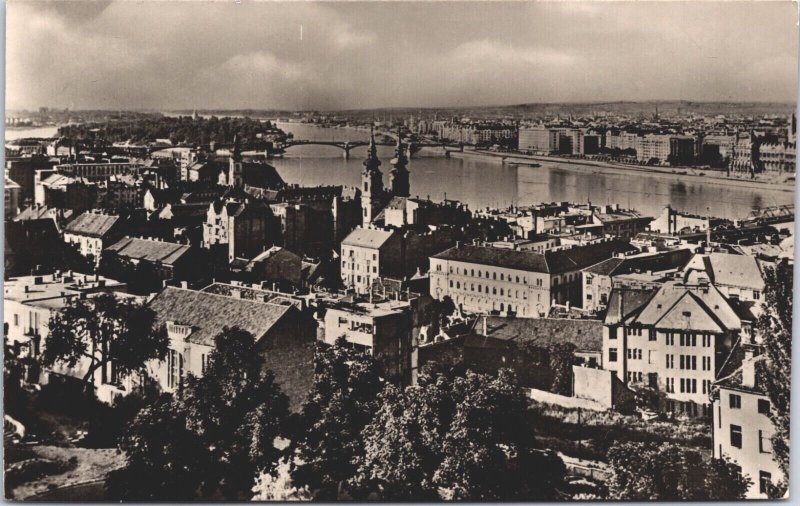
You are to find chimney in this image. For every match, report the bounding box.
[742,347,757,388]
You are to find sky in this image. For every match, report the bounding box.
[6,1,799,111]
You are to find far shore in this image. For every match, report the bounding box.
[441,148,797,194]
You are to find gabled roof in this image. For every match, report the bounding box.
[631,281,741,331]
[105,237,192,265]
[64,212,121,238]
[147,286,293,346]
[342,227,396,249]
[604,288,658,325]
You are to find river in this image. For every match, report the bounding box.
[5,122,793,220]
[272,122,794,220]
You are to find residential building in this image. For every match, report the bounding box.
[713,347,784,498]
[340,227,403,294]
[63,211,125,264]
[603,280,750,418]
[650,205,730,235]
[202,200,278,262]
[146,285,315,410]
[684,252,765,305]
[3,272,130,403]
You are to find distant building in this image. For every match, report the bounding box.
[650,205,729,235]
[683,252,765,306]
[202,200,278,263]
[231,246,302,288]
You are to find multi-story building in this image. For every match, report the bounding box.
[518,126,557,153]
[683,252,765,306]
[650,205,730,235]
[63,211,125,264]
[602,279,750,418]
[758,141,796,173]
[712,346,784,498]
[429,239,636,317]
[55,162,143,181]
[323,298,414,382]
[635,134,672,163]
[3,272,131,403]
[202,200,277,262]
[581,249,693,312]
[146,285,315,410]
[340,227,403,294]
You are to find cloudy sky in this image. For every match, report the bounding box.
[6,1,798,110]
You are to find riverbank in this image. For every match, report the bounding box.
[444,149,796,194]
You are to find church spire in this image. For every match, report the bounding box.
[363,126,381,172]
[361,126,384,225]
[390,128,410,198]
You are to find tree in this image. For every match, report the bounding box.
[548,342,577,395]
[352,367,565,501]
[106,327,290,501]
[607,442,750,500]
[41,293,167,395]
[290,338,384,499]
[756,259,792,496]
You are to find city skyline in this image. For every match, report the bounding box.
[6,1,799,111]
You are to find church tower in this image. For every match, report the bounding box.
[228,134,244,188]
[389,128,410,198]
[361,127,384,225]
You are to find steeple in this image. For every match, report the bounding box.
[361,126,384,225]
[390,128,410,198]
[228,134,244,188]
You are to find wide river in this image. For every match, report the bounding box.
[6,122,794,220]
[272,122,794,220]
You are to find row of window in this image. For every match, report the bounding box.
[729,393,771,415]
[729,424,773,456]
[443,265,542,286]
[448,280,529,299]
[613,329,715,348]
[664,377,711,394]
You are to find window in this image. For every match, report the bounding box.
[167,349,184,389]
[758,399,771,415]
[608,348,618,362]
[759,430,772,454]
[680,355,685,370]
[754,291,761,300]
[729,394,742,409]
[759,471,772,495]
[730,425,742,448]
[680,378,685,393]
[649,329,656,342]
[648,373,658,388]
[691,356,697,370]
[201,354,209,374]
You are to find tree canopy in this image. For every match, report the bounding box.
[756,259,792,495]
[289,338,384,500]
[607,441,750,500]
[41,293,167,395]
[351,367,566,500]
[106,326,290,501]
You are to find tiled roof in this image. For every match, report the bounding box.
[147,286,292,346]
[627,281,741,331]
[582,257,626,276]
[64,212,120,238]
[604,288,658,324]
[432,244,549,272]
[105,237,192,265]
[706,253,765,291]
[342,227,396,249]
[473,316,603,352]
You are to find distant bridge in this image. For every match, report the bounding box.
[279,137,463,159]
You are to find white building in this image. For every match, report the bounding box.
[340,227,402,294]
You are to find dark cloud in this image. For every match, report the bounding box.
[6,1,797,110]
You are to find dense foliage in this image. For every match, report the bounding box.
[58,115,283,146]
[289,339,384,500]
[105,327,290,501]
[756,259,792,496]
[350,367,566,501]
[42,294,167,395]
[607,441,750,500]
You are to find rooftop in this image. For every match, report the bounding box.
[147,286,293,346]
[63,211,121,238]
[341,227,396,249]
[105,237,192,265]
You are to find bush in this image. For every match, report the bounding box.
[4,457,75,490]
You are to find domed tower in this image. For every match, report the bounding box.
[361,127,384,225]
[389,128,410,198]
[228,134,244,187]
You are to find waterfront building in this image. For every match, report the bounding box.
[650,205,730,235]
